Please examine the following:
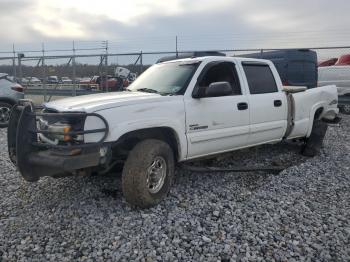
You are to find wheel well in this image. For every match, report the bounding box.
[314,107,324,120]
[112,127,180,161]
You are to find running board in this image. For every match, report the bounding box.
[180,164,287,174]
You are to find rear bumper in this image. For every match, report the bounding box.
[321,108,341,124]
[8,100,108,181]
[322,116,342,124]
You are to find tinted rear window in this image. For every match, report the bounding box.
[243,64,278,94]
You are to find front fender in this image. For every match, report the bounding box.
[84,103,188,160]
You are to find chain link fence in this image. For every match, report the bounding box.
[1,43,350,104]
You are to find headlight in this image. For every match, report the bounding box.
[38,119,83,143]
[37,109,86,144]
[48,123,72,142]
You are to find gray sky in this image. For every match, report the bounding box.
[0,0,350,60]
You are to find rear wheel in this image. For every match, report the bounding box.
[122,139,175,208]
[302,120,328,157]
[0,102,13,128]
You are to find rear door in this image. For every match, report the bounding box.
[241,62,288,145]
[185,61,250,158]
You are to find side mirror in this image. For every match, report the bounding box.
[205,82,232,97]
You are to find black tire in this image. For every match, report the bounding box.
[122,139,175,208]
[302,120,328,157]
[339,105,350,115]
[0,102,13,128]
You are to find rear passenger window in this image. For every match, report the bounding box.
[243,63,278,94]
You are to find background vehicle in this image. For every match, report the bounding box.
[98,75,125,91]
[115,67,131,79]
[47,76,59,84]
[115,67,137,86]
[73,77,83,84]
[240,49,318,89]
[80,75,126,91]
[335,54,350,66]
[0,73,24,127]
[319,65,350,114]
[79,76,100,90]
[318,58,338,67]
[21,77,41,86]
[8,57,339,208]
[60,77,72,84]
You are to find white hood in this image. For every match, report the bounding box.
[44,91,168,112]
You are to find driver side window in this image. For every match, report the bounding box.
[198,62,242,97]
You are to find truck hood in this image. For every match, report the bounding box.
[44,91,167,112]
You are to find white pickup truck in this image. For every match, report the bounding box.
[8,56,340,208]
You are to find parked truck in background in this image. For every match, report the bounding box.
[8,56,340,208]
[239,49,318,89]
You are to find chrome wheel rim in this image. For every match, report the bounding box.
[0,106,11,125]
[146,156,167,194]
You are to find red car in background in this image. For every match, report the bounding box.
[318,58,338,67]
[80,75,128,91]
[335,54,350,66]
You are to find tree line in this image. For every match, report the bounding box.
[0,63,150,79]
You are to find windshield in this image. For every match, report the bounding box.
[127,61,200,95]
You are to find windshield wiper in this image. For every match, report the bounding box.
[135,88,175,96]
[136,88,160,94]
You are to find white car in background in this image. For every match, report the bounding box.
[318,66,350,114]
[319,66,350,96]
[60,77,73,84]
[21,77,41,86]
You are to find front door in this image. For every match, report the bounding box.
[185,62,250,158]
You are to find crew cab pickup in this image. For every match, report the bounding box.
[8,56,340,208]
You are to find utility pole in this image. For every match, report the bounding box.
[105,40,108,92]
[72,41,77,96]
[42,43,47,102]
[176,36,178,58]
[140,51,143,74]
[17,54,24,85]
[12,44,16,80]
[105,40,108,69]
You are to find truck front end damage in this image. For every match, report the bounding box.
[7,100,109,182]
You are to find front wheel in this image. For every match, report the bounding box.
[122,139,175,208]
[0,102,13,128]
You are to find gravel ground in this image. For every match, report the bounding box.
[0,115,349,261]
